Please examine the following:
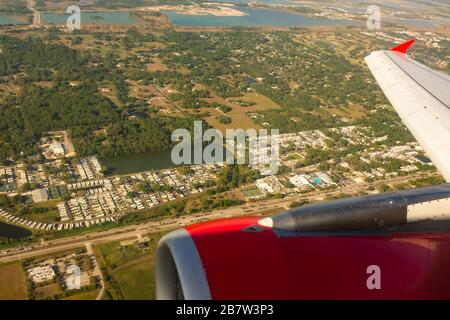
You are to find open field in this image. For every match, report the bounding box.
[112,255,155,300]
[97,240,144,268]
[241,188,264,199]
[233,92,281,112]
[0,262,28,300]
[64,290,99,300]
[201,91,280,132]
[147,59,168,72]
[35,283,61,300]
[203,113,262,133]
[95,232,164,300]
[25,200,60,223]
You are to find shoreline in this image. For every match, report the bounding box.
[141,4,248,17]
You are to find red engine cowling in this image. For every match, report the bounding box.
[156,216,450,300]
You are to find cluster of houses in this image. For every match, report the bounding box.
[362,30,450,50]
[0,161,223,232]
[0,208,54,231]
[52,165,222,228]
[254,171,336,195]
[18,164,51,188]
[255,176,285,194]
[352,143,432,182]
[0,122,437,233]
[77,156,103,181]
[0,167,16,192]
[1,205,117,232]
[249,130,329,174]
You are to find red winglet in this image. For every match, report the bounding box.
[390,39,415,54]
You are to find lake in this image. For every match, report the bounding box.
[223,0,308,5]
[41,11,139,25]
[0,14,28,25]
[102,145,233,176]
[387,17,450,28]
[102,149,179,176]
[163,7,359,27]
[38,7,450,29]
[0,221,32,240]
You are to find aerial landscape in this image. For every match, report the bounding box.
[1,0,450,302]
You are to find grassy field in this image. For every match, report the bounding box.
[237,92,280,111]
[147,59,168,72]
[198,91,281,133]
[0,262,28,300]
[204,114,262,133]
[27,200,61,223]
[286,152,302,160]
[97,240,143,268]
[95,232,165,300]
[112,255,155,300]
[35,283,61,300]
[64,290,99,300]
[241,188,264,199]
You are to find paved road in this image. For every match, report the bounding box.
[85,243,105,300]
[154,85,187,116]
[27,0,41,27]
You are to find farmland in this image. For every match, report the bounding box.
[0,261,28,300]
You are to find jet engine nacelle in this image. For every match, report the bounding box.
[156,185,450,300]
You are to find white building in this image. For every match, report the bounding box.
[316,172,334,185]
[289,174,310,188]
[255,176,284,194]
[50,143,65,156]
[28,265,55,284]
[32,189,49,203]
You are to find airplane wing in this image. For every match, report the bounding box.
[365,40,450,182]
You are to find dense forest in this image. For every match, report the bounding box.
[0,28,418,163]
[0,36,88,81]
[0,35,200,163]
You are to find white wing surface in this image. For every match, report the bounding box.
[365,41,450,182]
